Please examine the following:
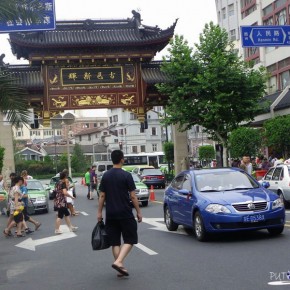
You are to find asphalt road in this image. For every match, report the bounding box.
[1,180,290,290]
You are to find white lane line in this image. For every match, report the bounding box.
[80,212,89,216]
[135,243,158,255]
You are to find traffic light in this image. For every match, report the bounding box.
[119,142,123,150]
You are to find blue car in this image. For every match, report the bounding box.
[163,168,285,241]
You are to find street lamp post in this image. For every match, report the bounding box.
[51,113,75,177]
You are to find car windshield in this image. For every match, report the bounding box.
[27,181,44,191]
[195,171,259,192]
[142,169,163,176]
[131,174,141,182]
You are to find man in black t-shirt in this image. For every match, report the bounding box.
[97,150,142,277]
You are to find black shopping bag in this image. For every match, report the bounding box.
[91,221,110,250]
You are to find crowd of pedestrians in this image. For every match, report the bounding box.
[1,168,79,238]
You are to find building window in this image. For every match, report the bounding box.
[228,4,234,17]
[276,9,287,25]
[100,123,104,127]
[152,144,157,152]
[119,129,124,135]
[17,131,23,137]
[141,145,146,152]
[113,115,118,122]
[132,146,138,153]
[88,134,91,141]
[44,130,53,136]
[79,136,82,142]
[30,130,40,136]
[94,123,97,127]
[263,17,273,25]
[280,70,290,89]
[263,4,274,16]
[275,0,287,9]
[113,130,118,136]
[268,76,277,94]
[114,139,118,143]
[140,127,144,133]
[151,127,157,136]
[130,113,137,120]
[56,130,62,136]
[218,11,221,22]
[230,29,236,41]
[103,132,108,136]
[109,117,112,124]
[222,7,226,19]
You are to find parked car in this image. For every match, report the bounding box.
[163,168,285,241]
[131,173,150,207]
[140,169,166,188]
[47,175,77,200]
[131,165,155,176]
[262,164,290,206]
[26,179,49,214]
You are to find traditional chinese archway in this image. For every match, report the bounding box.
[8,11,177,126]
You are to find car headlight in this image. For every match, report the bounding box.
[139,189,149,193]
[272,197,284,209]
[205,204,231,214]
[36,196,46,201]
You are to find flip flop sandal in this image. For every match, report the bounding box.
[3,230,10,237]
[112,264,129,276]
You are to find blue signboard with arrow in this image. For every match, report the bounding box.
[241,25,290,47]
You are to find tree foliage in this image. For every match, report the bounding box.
[158,23,268,165]
[0,1,46,126]
[263,115,290,158]
[0,69,31,126]
[163,141,174,163]
[229,127,262,158]
[198,145,215,161]
[71,144,87,172]
[0,146,5,173]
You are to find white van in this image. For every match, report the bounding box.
[93,161,113,178]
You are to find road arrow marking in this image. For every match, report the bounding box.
[135,243,158,255]
[15,225,76,251]
[142,218,187,235]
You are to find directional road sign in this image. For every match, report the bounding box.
[241,25,290,47]
[0,0,55,33]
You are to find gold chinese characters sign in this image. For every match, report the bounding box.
[44,64,143,111]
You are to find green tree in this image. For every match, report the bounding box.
[198,145,215,166]
[71,144,87,172]
[158,23,268,166]
[229,127,262,159]
[263,115,290,158]
[0,146,5,172]
[163,141,174,172]
[0,1,46,126]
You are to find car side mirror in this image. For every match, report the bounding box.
[261,181,270,189]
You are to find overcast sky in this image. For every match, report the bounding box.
[0,0,217,64]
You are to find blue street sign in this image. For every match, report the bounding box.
[241,25,290,47]
[0,0,55,33]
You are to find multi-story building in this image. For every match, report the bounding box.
[216,0,290,94]
[107,107,171,154]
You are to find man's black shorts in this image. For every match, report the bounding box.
[57,207,70,219]
[106,218,138,246]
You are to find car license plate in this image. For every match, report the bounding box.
[243,214,265,223]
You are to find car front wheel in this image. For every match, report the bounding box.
[164,206,178,231]
[267,226,284,236]
[194,212,208,242]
